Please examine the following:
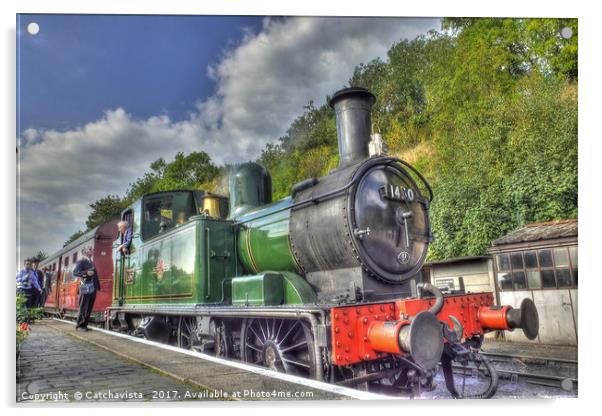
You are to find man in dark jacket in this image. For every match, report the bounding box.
[16,258,43,308]
[31,259,45,307]
[73,257,101,331]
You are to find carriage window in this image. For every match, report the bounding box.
[64,256,69,267]
[72,253,78,263]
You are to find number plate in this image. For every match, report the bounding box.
[379,184,415,202]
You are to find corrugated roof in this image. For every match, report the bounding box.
[491,219,577,246]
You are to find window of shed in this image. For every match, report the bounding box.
[497,272,512,290]
[527,271,542,289]
[556,268,573,287]
[497,255,510,271]
[510,253,524,270]
[512,271,526,289]
[572,268,578,286]
[554,248,569,267]
[568,246,577,267]
[538,250,553,268]
[541,269,556,288]
[524,251,538,269]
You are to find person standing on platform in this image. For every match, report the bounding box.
[31,259,45,307]
[73,257,100,332]
[16,259,43,308]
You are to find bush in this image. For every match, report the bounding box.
[16,291,43,352]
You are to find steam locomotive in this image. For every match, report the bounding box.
[46,87,539,398]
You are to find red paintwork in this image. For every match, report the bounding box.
[40,219,118,320]
[331,302,399,365]
[330,292,496,366]
[396,292,496,339]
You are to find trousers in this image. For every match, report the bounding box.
[76,292,97,329]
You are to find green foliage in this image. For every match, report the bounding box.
[68,18,577,262]
[31,251,47,262]
[85,195,128,230]
[259,102,339,199]
[263,17,577,260]
[16,291,43,349]
[424,19,577,259]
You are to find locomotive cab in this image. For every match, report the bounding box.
[112,189,233,308]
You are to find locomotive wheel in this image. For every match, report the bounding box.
[241,318,317,379]
[178,316,202,352]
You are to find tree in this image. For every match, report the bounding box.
[32,251,47,262]
[85,195,127,230]
[160,152,219,189]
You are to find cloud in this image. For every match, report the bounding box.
[17,16,440,260]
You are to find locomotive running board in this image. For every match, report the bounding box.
[53,318,398,400]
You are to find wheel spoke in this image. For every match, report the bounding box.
[249,326,264,344]
[274,319,284,340]
[282,355,310,369]
[270,319,276,339]
[246,343,262,352]
[257,320,268,341]
[278,321,299,345]
[280,340,308,353]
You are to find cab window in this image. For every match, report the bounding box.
[142,195,174,240]
[141,192,198,240]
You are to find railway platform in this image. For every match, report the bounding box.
[16,319,382,403]
[16,319,577,402]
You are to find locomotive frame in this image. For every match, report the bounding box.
[43,87,539,398]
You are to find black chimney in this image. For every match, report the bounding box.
[328,87,376,168]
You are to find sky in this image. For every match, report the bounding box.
[16,14,441,263]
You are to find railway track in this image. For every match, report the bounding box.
[452,351,578,392]
[481,351,578,368]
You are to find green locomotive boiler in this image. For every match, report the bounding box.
[108,87,538,397]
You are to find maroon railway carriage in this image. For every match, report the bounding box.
[40,219,118,322]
